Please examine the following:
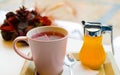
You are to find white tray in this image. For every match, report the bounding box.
[20,52,120,75]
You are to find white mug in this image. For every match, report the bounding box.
[13,26,68,75]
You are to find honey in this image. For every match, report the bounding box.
[79,35,106,69]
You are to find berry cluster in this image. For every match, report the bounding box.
[0,6,51,41]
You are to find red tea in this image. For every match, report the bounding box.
[31,31,65,40]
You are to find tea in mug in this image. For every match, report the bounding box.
[31,31,65,40]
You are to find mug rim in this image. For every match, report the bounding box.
[27,26,68,42]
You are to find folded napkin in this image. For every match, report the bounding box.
[62,61,99,75]
[0,10,7,24]
[54,20,84,40]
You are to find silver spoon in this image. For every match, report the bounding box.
[64,53,76,75]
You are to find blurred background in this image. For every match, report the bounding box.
[0,0,120,38]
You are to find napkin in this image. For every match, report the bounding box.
[0,10,7,24]
[54,20,84,40]
[62,61,99,75]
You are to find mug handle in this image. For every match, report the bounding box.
[13,36,33,61]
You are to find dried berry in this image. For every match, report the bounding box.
[6,12,16,19]
[1,31,18,41]
[0,6,52,41]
